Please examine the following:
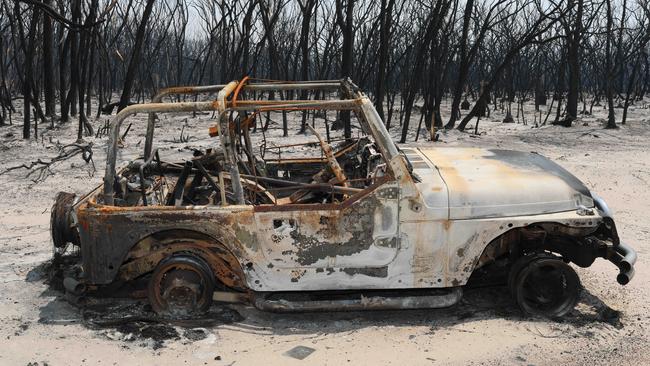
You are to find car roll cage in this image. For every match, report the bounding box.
[103,78,401,206]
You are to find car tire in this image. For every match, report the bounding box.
[147,254,215,316]
[507,252,554,300]
[509,254,581,318]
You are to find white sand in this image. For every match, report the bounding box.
[1,97,649,365]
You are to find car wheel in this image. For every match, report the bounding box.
[507,252,554,300]
[510,255,581,318]
[147,254,215,316]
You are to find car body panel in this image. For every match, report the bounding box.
[418,147,594,219]
[73,169,603,292]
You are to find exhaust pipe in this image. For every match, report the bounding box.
[63,277,87,295]
[606,242,637,285]
[616,241,637,273]
[617,267,634,286]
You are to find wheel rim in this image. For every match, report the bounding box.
[515,258,580,317]
[148,256,214,316]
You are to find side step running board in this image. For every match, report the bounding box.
[252,288,463,313]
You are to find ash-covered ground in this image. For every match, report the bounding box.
[1,97,649,365]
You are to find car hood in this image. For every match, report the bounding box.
[416,147,594,219]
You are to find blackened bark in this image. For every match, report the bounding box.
[68,0,81,117]
[118,0,156,112]
[42,0,56,117]
[18,3,41,139]
[299,0,317,133]
[565,0,583,123]
[400,0,450,142]
[76,0,98,140]
[374,0,395,123]
[604,0,617,129]
[552,49,566,125]
[336,0,355,138]
[621,56,640,125]
[445,0,474,129]
[59,14,70,122]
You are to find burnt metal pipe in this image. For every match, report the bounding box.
[216,81,244,205]
[238,174,361,195]
[615,241,637,285]
[146,84,227,160]
[63,277,87,295]
[616,241,637,273]
[145,81,345,160]
[606,241,637,285]
[244,82,342,91]
[618,267,635,286]
[167,161,193,206]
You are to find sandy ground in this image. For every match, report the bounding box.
[0,97,649,366]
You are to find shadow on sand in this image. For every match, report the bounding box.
[26,259,623,348]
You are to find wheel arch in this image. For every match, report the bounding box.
[473,221,601,272]
[118,228,249,291]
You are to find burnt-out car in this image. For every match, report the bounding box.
[51,79,636,317]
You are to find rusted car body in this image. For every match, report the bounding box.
[51,79,636,317]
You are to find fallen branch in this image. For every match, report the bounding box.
[0,142,95,182]
[121,122,132,141]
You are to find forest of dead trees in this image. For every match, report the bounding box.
[1,0,650,143]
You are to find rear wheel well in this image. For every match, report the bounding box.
[118,229,248,291]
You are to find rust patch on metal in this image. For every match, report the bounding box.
[340,267,388,278]
[287,195,383,266]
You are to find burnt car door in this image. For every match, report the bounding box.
[253,179,401,287]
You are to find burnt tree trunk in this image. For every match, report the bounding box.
[565,0,583,124]
[17,2,41,139]
[400,0,450,142]
[552,49,567,126]
[445,0,474,129]
[299,0,317,134]
[621,56,641,125]
[118,0,156,112]
[374,0,395,123]
[604,0,617,129]
[58,18,70,122]
[335,0,355,138]
[42,0,56,117]
[76,0,98,140]
[68,0,81,118]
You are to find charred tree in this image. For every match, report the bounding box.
[604,0,617,129]
[118,0,156,112]
[335,0,354,138]
[298,0,317,134]
[565,0,583,124]
[42,0,56,117]
[16,2,42,139]
[399,0,451,143]
[374,0,395,123]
